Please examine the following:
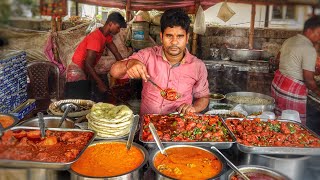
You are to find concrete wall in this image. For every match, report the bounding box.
[198,26,300,60]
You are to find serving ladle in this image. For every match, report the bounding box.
[148,79,181,101]
[0,123,4,138]
[211,146,250,180]
[149,122,168,156]
[37,112,46,138]
[58,102,79,128]
[126,115,139,150]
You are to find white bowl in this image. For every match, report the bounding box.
[280,110,300,122]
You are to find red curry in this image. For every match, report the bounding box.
[154,147,222,180]
[0,130,94,162]
[0,115,14,128]
[226,118,320,147]
[142,113,233,142]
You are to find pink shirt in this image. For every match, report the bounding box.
[125,46,209,115]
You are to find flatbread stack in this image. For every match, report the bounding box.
[86,103,134,138]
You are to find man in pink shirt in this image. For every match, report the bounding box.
[110,8,209,115]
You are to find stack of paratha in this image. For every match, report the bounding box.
[86,103,134,138]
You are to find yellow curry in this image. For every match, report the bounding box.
[154,147,222,180]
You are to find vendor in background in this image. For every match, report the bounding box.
[110,8,210,115]
[65,12,126,100]
[271,15,320,124]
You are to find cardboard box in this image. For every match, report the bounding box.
[11,99,36,120]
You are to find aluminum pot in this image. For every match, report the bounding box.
[227,48,264,61]
[149,145,226,180]
[239,153,310,180]
[69,140,148,180]
[225,92,275,114]
[18,115,75,128]
[220,165,290,180]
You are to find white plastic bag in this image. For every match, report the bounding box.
[193,6,206,35]
[217,1,236,22]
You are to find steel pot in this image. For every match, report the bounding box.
[239,153,310,180]
[69,140,148,180]
[220,165,290,180]
[225,92,275,114]
[18,115,76,128]
[227,48,264,61]
[149,145,226,180]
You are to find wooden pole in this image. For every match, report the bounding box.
[249,3,256,50]
[57,16,62,31]
[191,0,200,55]
[126,0,132,21]
[264,5,269,28]
[75,2,79,16]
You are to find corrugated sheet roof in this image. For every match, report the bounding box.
[74,0,319,14]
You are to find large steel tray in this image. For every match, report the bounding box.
[139,114,236,149]
[225,118,320,155]
[0,126,96,170]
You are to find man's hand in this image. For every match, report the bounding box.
[177,103,196,114]
[126,60,150,82]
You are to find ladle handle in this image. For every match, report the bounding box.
[149,123,167,156]
[58,105,72,128]
[148,79,164,91]
[0,123,4,137]
[211,146,250,180]
[126,115,139,150]
[37,112,46,138]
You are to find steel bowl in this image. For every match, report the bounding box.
[18,115,75,128]
[69,140,148,180]
[225,92,275,115]
[227,48,264,61]
[239,154,310,180]
[221,165,290,180]
[149,145,226,180]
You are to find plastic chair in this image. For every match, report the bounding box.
[27,61,60,109]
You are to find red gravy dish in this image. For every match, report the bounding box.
[0,129,94,163]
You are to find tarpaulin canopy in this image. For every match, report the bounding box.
[73,0,319,14]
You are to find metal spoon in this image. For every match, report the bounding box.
[211,146,250,180]
[147,79,166,96]
[126,115,140,150]
[37,112,46,138]
[0,123,4,138]
[149,122,168,156]
[148,79,181,101]
[58,103,79,128]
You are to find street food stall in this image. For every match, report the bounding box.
[1,0,320,180]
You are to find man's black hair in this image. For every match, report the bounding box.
[303,15,320,32]
[106,12,127,28]
[160,8,191,33]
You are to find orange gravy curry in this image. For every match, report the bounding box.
[154,147,222,180]
[71,142,144,177]
[0,115,14,128]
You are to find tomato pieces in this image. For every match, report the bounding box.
[226,119,320,147]
[161,88,180,101]
[142,113,233,142]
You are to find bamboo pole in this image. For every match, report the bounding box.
[191,0,200,55]
[126,0,132,22]
[249,3,256,50]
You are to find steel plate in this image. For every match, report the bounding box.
[139,114,236,149]
[0,126,96,170]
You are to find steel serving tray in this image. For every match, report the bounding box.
[0,126,96,170]
[225,118,320,155]
[139,114,236,149]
